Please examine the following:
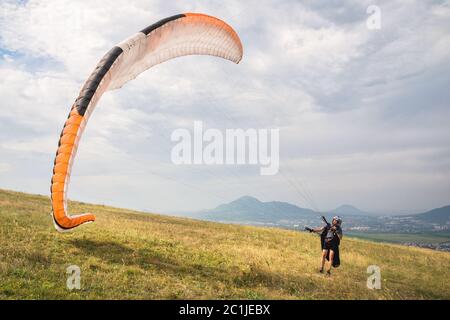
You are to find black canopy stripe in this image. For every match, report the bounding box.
[140,14,185,35]
[75,46,123,116]
[75,14,186,117]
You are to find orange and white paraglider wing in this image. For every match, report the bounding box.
[109,13,243,90]
[50,13,243,232]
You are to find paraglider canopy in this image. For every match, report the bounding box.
[50,13,243,231]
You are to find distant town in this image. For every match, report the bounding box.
[174,196,450,252]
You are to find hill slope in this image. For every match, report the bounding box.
[0,189,449,299]
[331,204,371,216]
[414,205,450,224]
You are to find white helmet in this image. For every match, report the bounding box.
[332,216,342,225]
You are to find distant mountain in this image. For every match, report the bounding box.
[331,204,371,216]
[414,206,450,224]
[191,195,317,223]
[183,196,450,231]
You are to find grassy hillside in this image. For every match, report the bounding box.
[0,189,449,299]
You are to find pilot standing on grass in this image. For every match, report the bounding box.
[310,216,343,276]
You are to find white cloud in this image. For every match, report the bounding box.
[0,162,11,174]
[0,0,449,213]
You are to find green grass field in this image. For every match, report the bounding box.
[0,189,449,299]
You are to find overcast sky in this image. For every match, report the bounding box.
[1,0,449,214]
